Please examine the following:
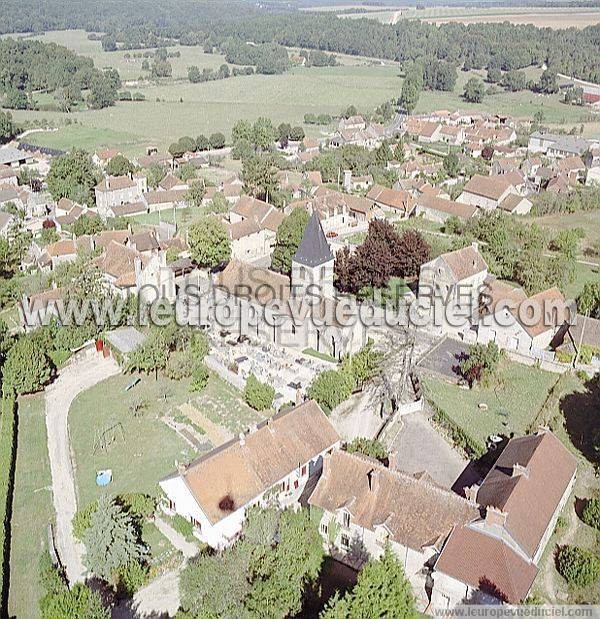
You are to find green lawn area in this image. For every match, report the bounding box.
[564,260,600,300]
[8,394,53,619]
[303,348,338,363]
[70,373,195,507]
[529,211,600,254]
[192,374,265,436]
[424,360,559,446]
[131,206,205,231]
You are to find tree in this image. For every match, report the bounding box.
[243,373,275,411]
[178,136,197,153]
[539,68,558,93]
[289,126,305,141]
[400,78,420,114]
[187,65,201,83]
[252,117,276,151]
[190,361,210,392]
[0,110,15,143]
[87,74,116,109]
[186,181,206,208]
[578,280,600,318]
[308,369,354,414]
[151,58,172,78]
[46,150,100,206]
[209,132,226,149]
[3,336,53,396]
[271,207,310,274]
[322,546,417,618]
[396,229,430,277]
[557,546,599,588]
[168,142,185,159]
[4,88,28,110]
[207,191,229,215]
[195,134,210,151]
[582,497,600,530]
[146,162,166,188]
[242,154,277,201]
[106,154,134,176]
[487,67,502,83]
[443,152,460,177]
[188,216,231,268]
[459,341,501,387]
[83,495,146,583]
[463,77,485,103]
[101,34,117,52]
[125,329,170,379]
[341,340,383,390]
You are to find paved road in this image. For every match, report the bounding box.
[45,352,120,583]
[391,409,467,489]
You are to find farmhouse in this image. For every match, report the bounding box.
[309,450,478,606]
[432,429,576,608]
[159,400,341,549]
[457,174,517,210]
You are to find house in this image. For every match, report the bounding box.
[20,286,67,331]
[159,400,341,549]
[419,244,488,329]
[478,283,568,355]
[554,156,586,182]
[142,189,188,213]
[0,186,22,210]
[311,187,378,231]
[498,193,532,215]
[94,174,148,218]
[0,165,18,186]
[414,194,478,223]
[309,450,478,605]
[342,171,373,192]
[92,149,121,167]
[226,196,284,262]
[158,173,188,192]
[432,429,576,608]
[367,184,415,218]
[0,146,31,168]
[553,314,600,366]
[108,201,148,218]
[439,125,465,146]
[0,211,14,238]
[41,237,93,270]
[457,174,516,211]
[338,115,366,131]
[528,132,597,158]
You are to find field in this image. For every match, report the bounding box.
[8,394,53,619]
[424,360,559,446]
[69,373,195,508]
[5,29,597,156]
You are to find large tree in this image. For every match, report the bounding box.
[83,495,146,583]
[105,154,134,176]
[2,336,53,396]
[0,110,15,143]
[242,154,278,201]
[46,150,101,206]
[322,547,417,618]
[271,207,310,274]
[463,77,485,103]
[188,216,231,268]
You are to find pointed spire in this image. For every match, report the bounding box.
[293,211,334,268]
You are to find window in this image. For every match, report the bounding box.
[301,465,307,476]
[320,523,328,535]
[342,511,350,528]
[341,534,350,549]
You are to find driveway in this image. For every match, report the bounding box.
[390,409,467,489]
[416,336,468,382]
[45,352,120,583]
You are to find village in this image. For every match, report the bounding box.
[1,92,600,618]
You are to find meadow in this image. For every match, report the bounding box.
[4,29,597,156]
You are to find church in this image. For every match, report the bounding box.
[213,212,366,358]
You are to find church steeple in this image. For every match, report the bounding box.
[291,211,335,299]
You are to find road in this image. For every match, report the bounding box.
[45,352,120,583]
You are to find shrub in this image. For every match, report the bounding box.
[307,369,354,414]
[557,545,600,588]
[165,350,196,380]
[116,559,149,597]
[118,493,156,522]
[582,498,600,530]
[345,437,388,464]
[190,362,209,393]
[243,374,275,411]
[72,500,98,540]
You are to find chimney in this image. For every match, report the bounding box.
[343,169,352,191]
[512,463,529,478]
[388,450,398,470]
[471,240,479,253]
[106,176,110,190]
[485,506,508,527]
[238,432,245,446]
[367,468,380,493]
[464,484,480,504]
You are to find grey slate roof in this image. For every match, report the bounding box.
[105,326,147,355]
[292,211,333,267]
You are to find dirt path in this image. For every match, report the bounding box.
[45,352,120,584]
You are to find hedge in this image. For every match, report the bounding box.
[0,396,17,616]
[429,399,486,459]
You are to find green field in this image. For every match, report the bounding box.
[8,394,53,619]
[69,373,195,507]
[424,361,559,446]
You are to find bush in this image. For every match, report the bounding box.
[116,560,149,597]
[345,438,387,464]
[307,369,354,414]
[72,500,98,540]
[118,493,156,521]
[243,373,275,411]
[190,362,209,393]
[582,497,600,530]
[165,350,196,380]
[557,545,600,588]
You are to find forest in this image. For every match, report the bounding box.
[0,0,598,84]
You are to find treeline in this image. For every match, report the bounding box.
[0,38,120,111]
[1,0,599,83]
[222,40,290,74]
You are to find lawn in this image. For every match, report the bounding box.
[8,394,54,619]
[69,373,195,508]
[563,260,600,300]
[130,206,207,232]
[529,211,600,254]
[424,360,559,446]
